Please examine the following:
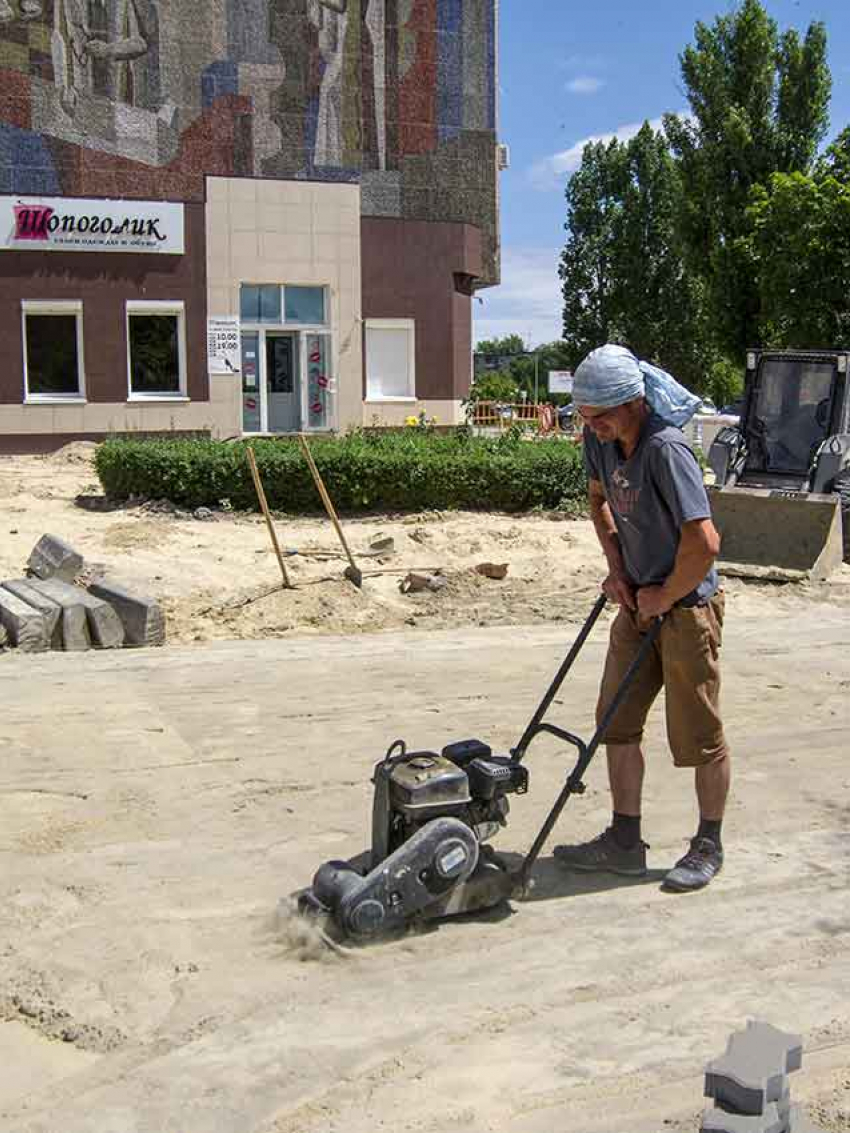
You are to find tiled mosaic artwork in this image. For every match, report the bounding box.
[0,0,499,279]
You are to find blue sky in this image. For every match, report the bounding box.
[473,0,850,349]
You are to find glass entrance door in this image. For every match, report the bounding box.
[266,333,300,433]
[241,332,261,433]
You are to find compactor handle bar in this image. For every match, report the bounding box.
[510,593,664,889]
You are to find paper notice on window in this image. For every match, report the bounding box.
[208,317,241,374]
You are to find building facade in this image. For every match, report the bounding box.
[0,0,500,452]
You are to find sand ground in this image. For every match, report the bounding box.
[1,446,849,1133]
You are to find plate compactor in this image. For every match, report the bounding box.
[297,596,661,941]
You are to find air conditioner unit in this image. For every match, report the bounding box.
[496,143,510,171]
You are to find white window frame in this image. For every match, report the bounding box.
[21,300,87,404]
[239,283,329,329]
[126,300,189,402]
[364,318,416,402]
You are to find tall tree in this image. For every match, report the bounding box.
[560,123,709,390]
[559,137,622,363]
[664,0,831,360]
[747,158,850,349]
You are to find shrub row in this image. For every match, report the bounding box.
[94,430,588,514]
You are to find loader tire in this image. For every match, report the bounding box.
[836,470,850,563]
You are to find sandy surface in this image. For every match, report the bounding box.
[1,443,849,645]
[1,446,850,1132]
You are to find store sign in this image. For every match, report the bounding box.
[207,317,241,374]
[548,370,574,394]
[0,195,185,254]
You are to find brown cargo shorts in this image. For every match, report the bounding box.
[596,592,729,768]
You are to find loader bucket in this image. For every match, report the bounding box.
[709,487,844,581]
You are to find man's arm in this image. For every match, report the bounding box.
[637,518,720,618]
[589,477,636,610]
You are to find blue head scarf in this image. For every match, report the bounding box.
[572,344,701,429]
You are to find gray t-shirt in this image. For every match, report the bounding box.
[584,413,718,606]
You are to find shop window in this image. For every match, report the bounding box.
[240,284,281,324]
[22,301,85,400]
[126,301,187,398]
[365,319,416,400]
[285,286,326,326]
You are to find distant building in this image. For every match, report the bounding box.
[0,0,501,452]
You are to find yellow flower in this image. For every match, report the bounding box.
[405,415,419,427]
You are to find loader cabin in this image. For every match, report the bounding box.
[736,350,849,490]
[707,349,850,580]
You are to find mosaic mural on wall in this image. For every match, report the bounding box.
[0,0,499,279]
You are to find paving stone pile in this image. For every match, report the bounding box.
[0,534,165,653]
[701,1022,824,1133]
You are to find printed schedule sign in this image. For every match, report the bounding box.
[207,317,241,374]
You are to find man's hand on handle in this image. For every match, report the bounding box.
[602,569,636,611]
[636,584,674,621]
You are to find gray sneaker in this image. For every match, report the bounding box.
[663,836,723,892]
[553,828,648,877]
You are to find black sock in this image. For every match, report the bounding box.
[697,818,723,849]
[612,812,642,850]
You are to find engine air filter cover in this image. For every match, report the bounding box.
[389,753,471,811]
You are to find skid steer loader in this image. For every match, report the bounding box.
[708,349,850,579]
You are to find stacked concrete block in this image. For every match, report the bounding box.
[701,1022,823,1133]
[88,580,165,648]
[26,534,84,583]
[2,580,63,649]
[22,579,91,652]
[1,537,166,654]
[0,587,50,652]
[28,579,124,650]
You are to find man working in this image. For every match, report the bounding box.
[554,344,729,892]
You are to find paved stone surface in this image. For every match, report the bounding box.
[25,579,91,652]
[0,586,49,652]
[2,580,63,649]
[30,579,124,650]
[706,1021,803,1115]
[701,1102,783,1133]
[88,580,165,648]
[26,534,84,583]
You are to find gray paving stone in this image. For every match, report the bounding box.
[25,579,92,652]
[701,1103,784,1133]
[0,587,49,652]
[787,1104,826,1133]
[30,579,124,649]
[26,534,84,582]
[88,580,165,648]
[2,579,63,649]
[705,1021,803,1116]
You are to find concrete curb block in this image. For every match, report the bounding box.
[26,534,84,583]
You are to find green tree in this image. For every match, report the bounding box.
[559,137,622,363]
[664,0,831,360]
[815,126,850,184]
[466,370,519,403]
[474,334,526,357]
[560,123,710,390]
[747,166,850,348]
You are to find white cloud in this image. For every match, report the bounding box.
[528,112,689,191]
[473,246,563,350]
[566,76,604,95]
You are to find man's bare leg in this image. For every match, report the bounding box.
[607,742,645,816]
[695,751,731,823]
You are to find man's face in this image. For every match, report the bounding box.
[577,399,644,443]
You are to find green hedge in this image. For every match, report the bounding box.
[94,430,588,513]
